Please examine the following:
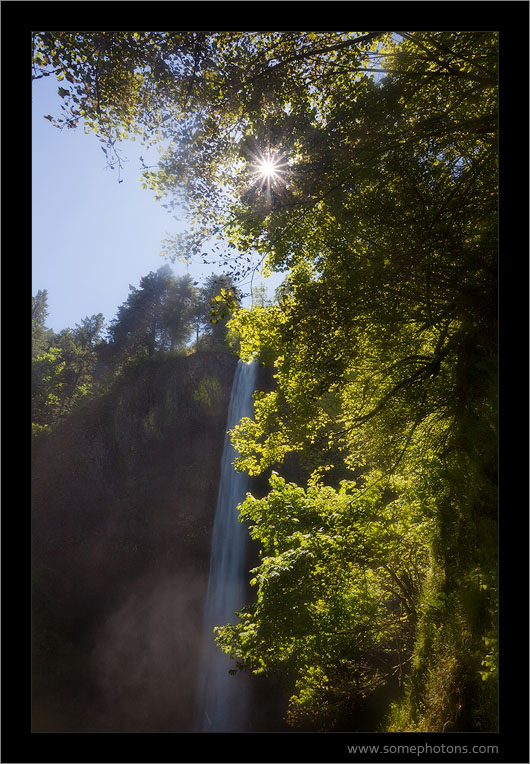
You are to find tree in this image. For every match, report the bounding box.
[32,289,54,357]
[32,32,393,283]
[224,34,497,729]
[251,283,271,308]
[51,314,105,417]
[106,266,194,364]
[195,273,240,350]
[32,346,66,427]
[32,31,496,283]
[32,311,106,428]
[73,313,105,350]
[216,471,432,729]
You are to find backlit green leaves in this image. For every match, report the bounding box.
[216,471,432,727]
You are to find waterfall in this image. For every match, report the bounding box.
[195,359,258,732]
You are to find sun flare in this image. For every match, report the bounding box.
[258,158,280,180]
[245,147,290,203]
[250,150,289,188]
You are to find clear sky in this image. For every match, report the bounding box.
[32,75,279,334]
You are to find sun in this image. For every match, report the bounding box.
[250,150,289,188]
[243,146,290,205]
[258,157,280,180]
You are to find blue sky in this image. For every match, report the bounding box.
[32,75,279,334]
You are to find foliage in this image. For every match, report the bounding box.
[193,375,222,413]
[105,265,194,363]
[101,267,239,367]
[230,33,495,730]
[32,307,105,428]
[53,315,105,412]
[385,446,498,732]
[32,289,54,358]
[216,471,432,729]
[32,31,497,284]
[386,559,498,732]
[32,31,395,282]
[31,269,239,432]
[32,346,66,426]
[192,273,240,350]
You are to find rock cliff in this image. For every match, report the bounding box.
[32,351,239,731]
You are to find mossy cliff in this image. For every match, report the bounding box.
[32,351,239,732]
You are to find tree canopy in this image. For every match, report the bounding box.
[33,31,498,731]
[105,265,195,361]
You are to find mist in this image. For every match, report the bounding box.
[89,566,204,732]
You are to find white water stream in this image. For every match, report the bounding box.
[195,360,258,732]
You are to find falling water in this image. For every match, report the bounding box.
[195,359,258,732]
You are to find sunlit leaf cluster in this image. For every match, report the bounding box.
[216,471,432,728]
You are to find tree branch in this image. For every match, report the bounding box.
[261,32,385,75]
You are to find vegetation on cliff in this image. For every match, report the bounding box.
[32,266,239,432]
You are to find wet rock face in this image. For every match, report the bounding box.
[31,351,238,731]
